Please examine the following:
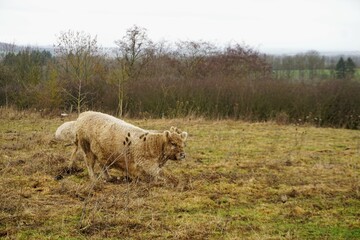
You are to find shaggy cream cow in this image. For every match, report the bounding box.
[71,111,188,181]
[55,121,76,143]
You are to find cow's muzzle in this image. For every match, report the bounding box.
[177,152,186,160]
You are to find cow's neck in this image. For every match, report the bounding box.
[143,133,168,167]
[158,148,168,167]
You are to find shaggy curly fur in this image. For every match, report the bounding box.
[71,111,188,181]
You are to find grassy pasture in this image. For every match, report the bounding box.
[272,68,360,80]
[0,108,359,239]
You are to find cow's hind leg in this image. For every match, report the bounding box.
[85,151,97,181]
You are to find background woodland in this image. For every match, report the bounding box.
[0,26,359,129]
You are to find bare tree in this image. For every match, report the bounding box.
[113,25,153,117]
[304,50,324,80]
[54,30,100,113]
[175,40,216,79]
[0,42,17,59]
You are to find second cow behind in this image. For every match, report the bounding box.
[71,111,188,182]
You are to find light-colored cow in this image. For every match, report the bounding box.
[71,111,188,181]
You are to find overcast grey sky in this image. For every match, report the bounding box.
[0,0,359,53]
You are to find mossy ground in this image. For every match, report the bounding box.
[0,108,359,239]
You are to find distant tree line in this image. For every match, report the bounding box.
[335,57,356,79]
[266,51,359,81]
[0,26,359,129]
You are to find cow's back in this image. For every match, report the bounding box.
[75,111,145,161]
[77,111,145,136]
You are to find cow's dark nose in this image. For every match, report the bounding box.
[179,152,186,159]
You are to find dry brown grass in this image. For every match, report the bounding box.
[0,108,359,239]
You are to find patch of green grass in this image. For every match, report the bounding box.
[272,68,360,81]
[273,221,360,240]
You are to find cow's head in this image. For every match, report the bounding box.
[163,129,188,161]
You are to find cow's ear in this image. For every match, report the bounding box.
[164,130,170,140]
[181,132,188,141]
